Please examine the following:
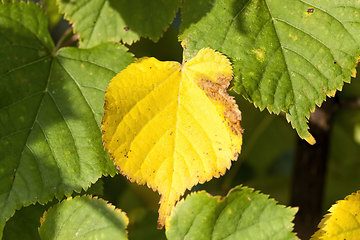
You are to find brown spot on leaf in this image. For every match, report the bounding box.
[197,74,243,136]
[123,26,130,31]
[307,8,314,14]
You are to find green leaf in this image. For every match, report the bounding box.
[42,0,62,28]
[180,0,360,143]
[38,196,129,240]
[0,221,4,240]
[0,1,134,226]
[166,185,297,240]
[57,0,181,47]
[3,204,47,240]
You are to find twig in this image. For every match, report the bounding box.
[54,27,75,53]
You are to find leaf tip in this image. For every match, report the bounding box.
[305,135,316,145]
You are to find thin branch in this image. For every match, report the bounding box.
[54,27,76,53]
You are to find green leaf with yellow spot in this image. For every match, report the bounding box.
[180,0,360,144]
[101,48,243,228]
[311,191,360,240]
[39,196,129,240]
[166,185,298,240]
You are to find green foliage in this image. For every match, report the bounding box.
[57,0,181,47]
[42,0,61,28]
[1,0,360,239]
[0,0,133,228]
[181,0,360,143]
[38,196,128,240]
[166,186,297,240]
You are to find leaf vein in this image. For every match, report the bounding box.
[25,144,45,188]
[0,55,50,78]
[0,13,50,50]
[282,45,330,87]
[273,17,352,58]
[0,91,44,111]
[110,67,180,145]
[263,0,297,116]
[55,57,100,129]
[46,91,82,175]
[220,0,251,48]
[179,103,218,171]
[87,0,106,46]
[123,99,177,172]
[298,0,359,46]
[2,59,54,215]
[177,130,206,177]
[56,55,117,74]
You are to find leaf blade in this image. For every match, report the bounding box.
[312,191,360,240]
[102,48,242,227]
[181,0,360,143]
[38,196,129,240]
[57,0,181,47]
[166,185,298,240]
[0,1,134,227]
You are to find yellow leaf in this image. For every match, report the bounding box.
[311,191,360,240]
[101,48,242,228]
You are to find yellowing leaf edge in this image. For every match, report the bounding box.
[101,48,243,228]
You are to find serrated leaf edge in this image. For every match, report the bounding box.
[166,185,298,232]
[39,194,129,228]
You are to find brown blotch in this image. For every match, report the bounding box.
[197,74,243,136]
[307,8,314,14]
